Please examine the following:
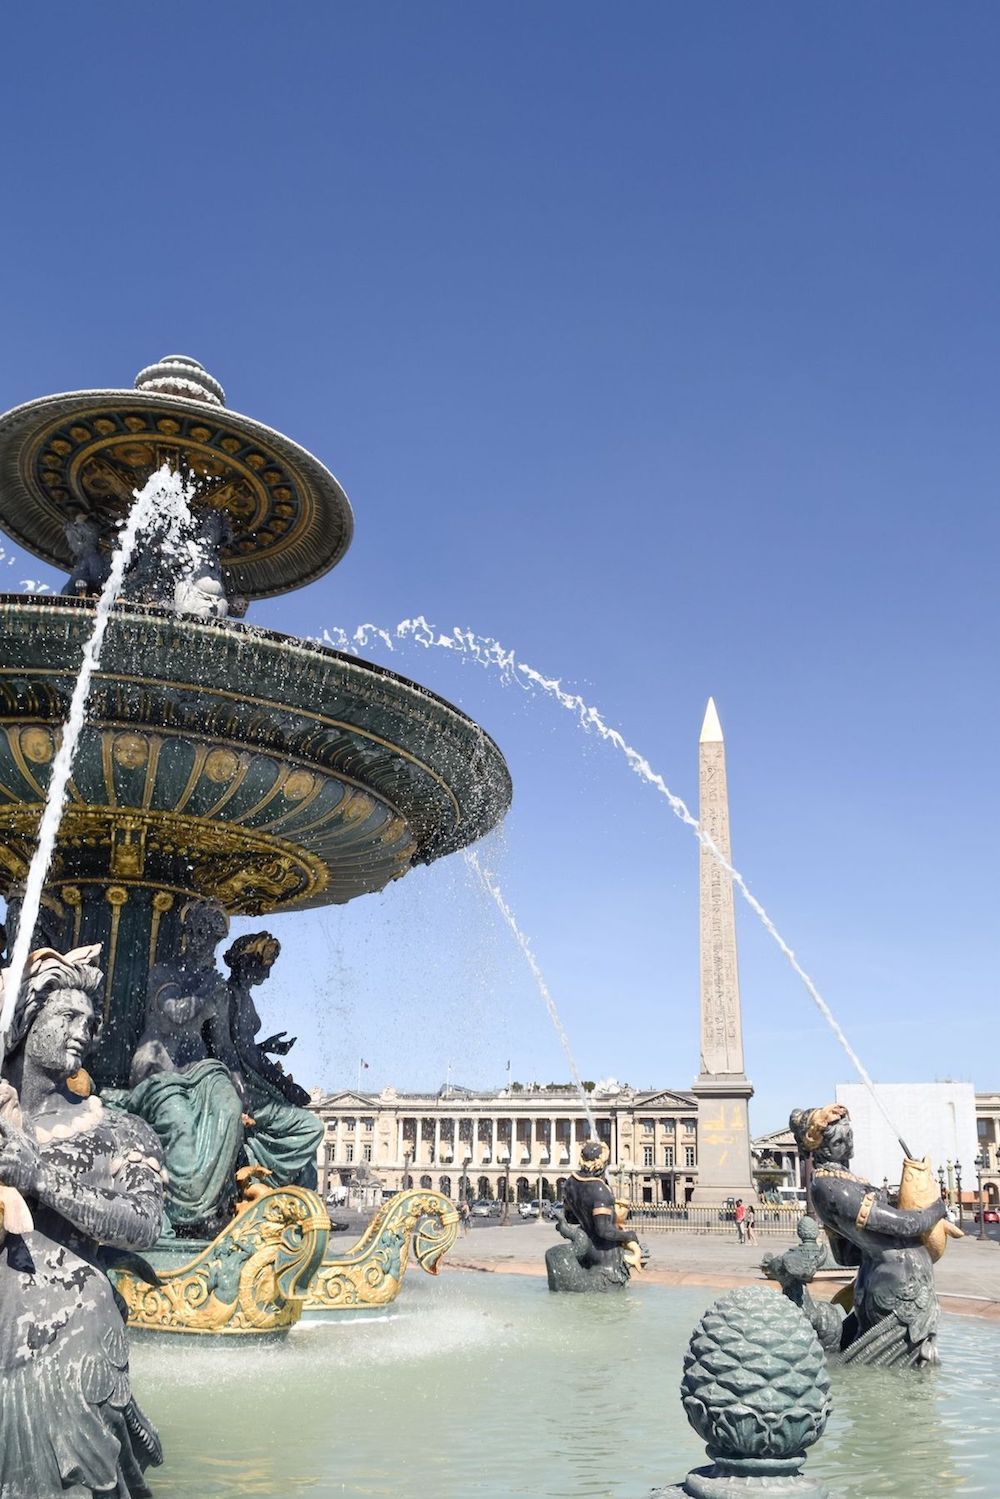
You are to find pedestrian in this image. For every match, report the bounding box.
[734,1198,746,1244]
[745,1203,757,1245]
[459,1198,470,1236]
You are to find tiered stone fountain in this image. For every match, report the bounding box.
[0,355,511,1332]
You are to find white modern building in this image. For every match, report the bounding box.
[835,1082,978,1188]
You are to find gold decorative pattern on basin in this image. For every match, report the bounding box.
[306,1190,460,1312]
[0,376,355,597]
[114,1185,330,1336]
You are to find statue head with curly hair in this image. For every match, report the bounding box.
[575,1138,611,1178]
[1,944,103,1087]
[223,931,280,986]
[789,1103,853,1168]
[177,899,229,961]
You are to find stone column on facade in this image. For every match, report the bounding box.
[691,699,755,1206]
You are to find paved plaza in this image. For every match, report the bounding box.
[403,1218,1000,1322]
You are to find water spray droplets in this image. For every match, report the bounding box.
[322,615,906,1146]
[465,849,594,1135]
[0,467,199,1046]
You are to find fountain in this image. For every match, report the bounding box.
[0,356,510,1340]
[1,357,998,1499]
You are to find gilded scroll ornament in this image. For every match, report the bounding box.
[114,1185,329,1336]
[306,1189,459,1312]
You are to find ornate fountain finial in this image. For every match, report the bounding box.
[134,354,226,407]
[659,1285,832,1497]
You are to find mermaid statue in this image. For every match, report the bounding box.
[0,945,165,1498]
[784,1102,959,1366]
[545,1139,642,1292]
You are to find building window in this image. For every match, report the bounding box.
[685,1146,696,1169]
[362,1118,374,1133]
[641,1118,654,1134]
[363,1144,372,1163]
[682,1118,696,1135]
[345,1144,354,1163]
[642,1146,653,1167]
[664,1146,674,1168]
[344,1117,356,1133]
[660,1118,674,1133]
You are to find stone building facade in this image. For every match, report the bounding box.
[975,1091,1000,1206]
[750,1127,803,1198]
[310,1084,701,1204]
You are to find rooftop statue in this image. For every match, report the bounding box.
[785,1103,960,1366]
[545,1139,642,1292]
[220,931,324,1188]
[0,945,165,1498]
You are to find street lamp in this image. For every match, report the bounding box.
[954,1160,964,1228]
[461,1151,472,1205]
[402,1148,411,1192]
[976,1150,989,1241]
[937,1163,946,1200]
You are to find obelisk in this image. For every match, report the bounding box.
[690,698,755,1205]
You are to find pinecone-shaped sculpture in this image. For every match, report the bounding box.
[660,1285,832,1498]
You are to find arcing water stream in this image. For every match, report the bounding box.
[0,467,198,1053]
[465,849,595,1136]
[323,616,909,1150]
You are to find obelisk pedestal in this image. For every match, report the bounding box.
[691,698,755,1206]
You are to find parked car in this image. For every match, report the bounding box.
[974,1207,1000,1224]
[470,1199,494,1217]
[518,1199,541,1219]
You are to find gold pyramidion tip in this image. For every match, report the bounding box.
[699,697,723,744]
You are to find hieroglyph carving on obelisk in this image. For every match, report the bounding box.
[698,696,744,1076]
[691,697,755,1205]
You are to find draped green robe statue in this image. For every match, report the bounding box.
[105,901,245,1237]
[221,932,323,1190]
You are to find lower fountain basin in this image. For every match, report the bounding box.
[0,595,511,1084]
[135,1274,1000,1498]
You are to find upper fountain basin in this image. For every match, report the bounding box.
[0,356,354,599]
[0,595,511,912]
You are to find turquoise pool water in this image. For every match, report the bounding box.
[134,1273,1000,1498]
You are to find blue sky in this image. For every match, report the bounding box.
[1,6,997,1135]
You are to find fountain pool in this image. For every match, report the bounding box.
[134,1275,999,1498]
